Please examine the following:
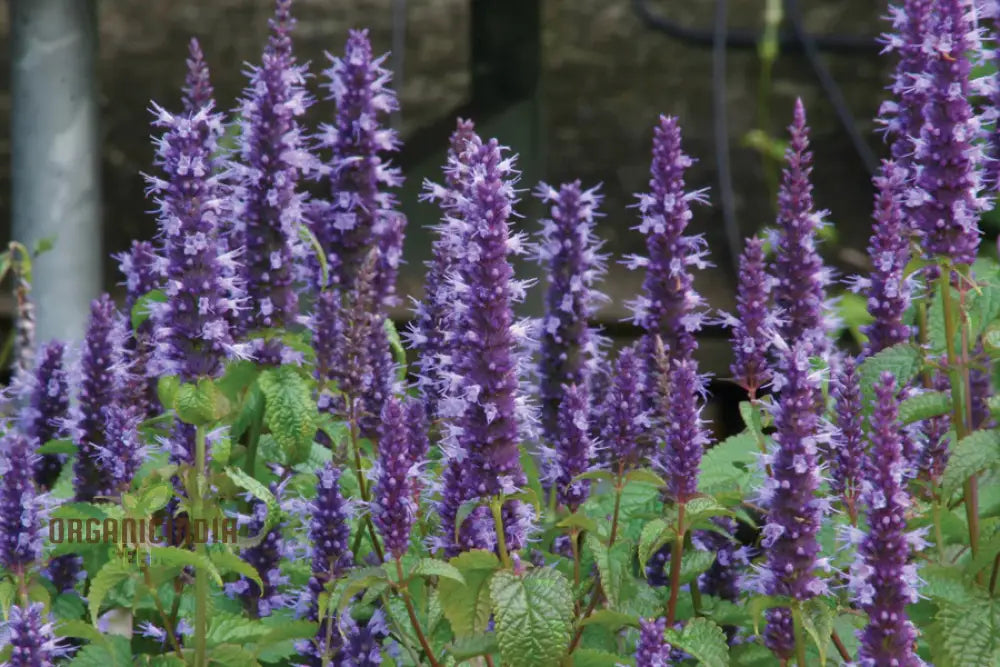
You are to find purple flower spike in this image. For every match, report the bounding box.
[314,29,402,291]
[970,341,993,430]
[146,103,246,381]
[759,342,826,659]
[232,0,315,345]
[552,383,594,512]
[117,240,165,417]
[2,602,64,667]
[437,134,534,556]
[239,486,286,618]
[97,404,146,497]
[764,607,796,661]
[600,345,650,471]
[182,37,214,114]
[860,161,913,356]
[727,236,775,397]
[372,397,427,558]
[830,356,865,522]
[534,180,607,452]
[918,369,951,484]
[850,372,923,666]
[19,341,70,490]
[772,99,834,360]
[626,116,710,375]
[911,0,987,265]
[657,351,710,504]
[341,610,389,666]
[73,294,129,502]
[635,617,670,667]
[308,463,353,620]
[0,432,43,572]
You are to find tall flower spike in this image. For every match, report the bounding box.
[19,341,70,490]
[830,356,865,524]
[656,342,710,504]
[372,396,427,558]
[626,115,710,376]
[146,103,246,381]
[760,342,826,660]
[772,99,834,361]
[860,161,913,356]
[0,432,43,572]
[236,485,287,618]
[97,404,146,497]
[552,383,594,512]
[232,0,315,351]
[600,345,650,471]
[314,28,402,291]
[2,602,64,666]
[182,37,214,114]
[911,0,987,265]
[437,134,534,555]
[534,180,607,455]
[918,368,951,484]
[117,240,165,418]
[73,294,129,502]
[850,372,923,666]
[727,236,775,397]
[408,118,477,418]
[635,617,670,667]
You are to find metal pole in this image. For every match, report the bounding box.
[11,0,102,344]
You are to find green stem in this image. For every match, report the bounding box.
[792,603,808,667]
[665,502,687,626]
[932,498,946,563]
[193,425,209,667]
[142,563,185,660]
[608,464,625,547]
[394,559,443,667]
[244,404,263,479]
[491,499,512,569]
[346,397,384,562]
[685,531,702,616]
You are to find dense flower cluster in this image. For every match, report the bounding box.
[726,236,775,397]
[1,602,64,666]
[372,396,427,558]
[830,356,865,523]
[0,432,43,571]
[19,340,69,490]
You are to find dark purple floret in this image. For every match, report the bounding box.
[72,294,129,503]
[830,356,865,523]
[182,37,214,114]
[657,354,710,504]
[727,236,774,397]
[552,383,594,512]
[232,0,315,341]
[341,610,389,666]
[237,487,286,618]
[764,607,796,661]
[693,517,752,603]
[308,463,353,620]
[117,241,164,418]
[772,99,833,361]
[372,396,426,558]
[600,345,650,471]
[3,602,64,667]
[19,341,69,490]
[911,0,987,265]
[970,341,993,430]
[860,161,913,356]
[97,404,146,497]
[0,432,43,572]
[635,616,670,667]
[313,29,402,292]
[850,372,923,666]
[918,369,951,484]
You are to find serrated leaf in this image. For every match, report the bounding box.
[410,557,466,584]
[585,534,633,609]
[87,560,135,625]
[211,549,264,591]
[935,597,1000,667]
[226,466,280,548]
[439,550,500,638]
[231,381,264,443]
[699,431,759,494]
[490,568,575,667]
[36,438,76,455]
[625,469,666,487]
[685,497,735,527]
[174,378,228,425]
[209,643,263,667]
[678,549,717,586]
[446,633,499,661]
[335,566,390,617]
[256,620,317,647]
[799,599,834,666]
[66,636,132,667]
[899,391,952,424]
[207,612,271,646]
[56,618,106,643]
[663,617,729,667]
[138,481,174,515]
[52,593,86,621]
[258,366,318,466]
[557,512,599,534]
[941,429,1000,496]
[579,609,639,632]
[573,648,635,666]
[149,546,223,587]
[858,343,922,404]
[638,519,674,571]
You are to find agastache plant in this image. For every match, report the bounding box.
[726,236,775,398]
[117,240,164,418]
[1,602,64,666]
[182,37,214,114]
[372,396,427,559]
[830,356,865,525]
[0,432,44,574]
[18,340,69,490]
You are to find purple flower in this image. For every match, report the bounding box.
[96,404,146,497]
[72,294,129,502]
[656,351,710,504]
[308,463,353,619]
[911,0,988,265]
[0,432,43,572]
[970,341,993,430]
[231,0,315,345]
[118,240,165,316]
[2,602,64,666]
[436,134,534,556]
[145,104,246,380]
[693,517,752,603]
[18,341,69,490]
[772,99,834,360]
[313,29,402,291]
[764,607,795,661]
[726,236,775,397]
[117,240,165,417]
[759,342,826,659]
[534,180,606,454]
[635,616,670,667]
[830,356,865,522]
[599,345,650,471]
[859,161,913,356]
[238,486,287,618]
[408,119,477,418]
[551,383,594,512]
[341,610,388,666]
[182,37,214,114]
[372,397,427,558]
[918,369,951,484]
[849,372,923,666]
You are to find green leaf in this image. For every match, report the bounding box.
[571,470,615,484]
[572,649,635,666]
[207,612,271,646]
[208,644,263,667]
[56,618,106,643]
[52,593,87,621]
[699,431,759,494]
[638,519,675,571]
[579,609,639,632]
[799,599,834,666]
[299,224,329,289]
[335,567,390,617]
[36,438,76,455]
[625,469,666,487]
[157,376,181,411]
[211,548,264,591]
[410,557,466,584]
[858,343,921,404]
[66,636,133,667]
[131,289,167,330]
[137,481,174,515]
[557,511,599,534]
[685,497,736,528]
[941,429,1000,496]
[148,546,223,586]
[174,378,228,425]
[87,560,135,625]
[256,620,317,647]
[226,466,280,548]
[490,568,575,667]
[384,318,408,383]
[585,534,633,609]
[663,617,729,667]
[231,381,264,443]
[445,633,499,661]
[258,366,319,466]
[898,391,952,424]
[934,596,1000,667]
[439,550,500,637]
[678,550,717,586]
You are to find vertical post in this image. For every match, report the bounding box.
[10,0,102,344]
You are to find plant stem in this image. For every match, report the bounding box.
[491,498,512,569]
[684,531,702,616]
[932,498,947,563]
[608,464,625,547]
[347,397,384,562]
[142,563,185,660]
[791,603,807,667]
[665,502,687,626]
[831,629,851,663]
[193,425,209,667]
[244,403,263,479]
[395,558,442,667]
[989,550,1000,596]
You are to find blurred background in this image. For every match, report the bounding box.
[2,0,906,403]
